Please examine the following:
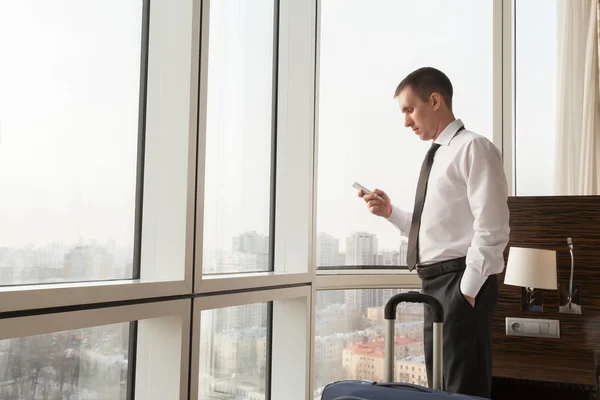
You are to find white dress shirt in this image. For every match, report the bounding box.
[387,119,510,298]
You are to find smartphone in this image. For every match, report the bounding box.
[352,181,373,194]
[352,182,383,200]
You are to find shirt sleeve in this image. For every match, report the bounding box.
[460,137,511,298]
[386,205,412,236]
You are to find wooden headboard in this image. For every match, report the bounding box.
[492,196,600,386]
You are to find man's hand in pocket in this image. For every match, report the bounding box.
[464,294,475,307]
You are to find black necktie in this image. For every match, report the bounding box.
[406,126,464,270]
[406,143,441,270]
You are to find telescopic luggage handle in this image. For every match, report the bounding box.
[383,292,444,390]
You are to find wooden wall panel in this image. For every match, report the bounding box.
[493,196,600,386]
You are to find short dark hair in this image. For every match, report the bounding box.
[394,67,453,109]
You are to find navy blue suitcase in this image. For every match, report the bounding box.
[320,292,487,400]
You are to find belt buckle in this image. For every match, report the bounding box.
[416,266,429,279]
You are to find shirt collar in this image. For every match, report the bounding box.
[433,119,464,146]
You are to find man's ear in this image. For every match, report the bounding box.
[431,93,442,110]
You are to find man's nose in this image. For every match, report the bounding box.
[404,117,412,128]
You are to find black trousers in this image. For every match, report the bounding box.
[422,269,498,398]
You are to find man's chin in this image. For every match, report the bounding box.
[413,130,429,141]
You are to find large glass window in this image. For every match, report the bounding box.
[0,1,496,399]
[199,303,269,399]
[0,323,130,399]
[514,0,557,195]
[0,1,144,284]
[316,0,494,268]
[202,0,277,274]
[314,289,425,396]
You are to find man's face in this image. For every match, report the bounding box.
[397,87,437,141]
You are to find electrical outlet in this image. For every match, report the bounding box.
[505,317,560,338]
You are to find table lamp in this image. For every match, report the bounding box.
[504,247,557,310]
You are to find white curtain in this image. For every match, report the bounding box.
[554,0,600,195]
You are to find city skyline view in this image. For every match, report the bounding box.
[0,226,407,286]
[314,288,426,398]
[0,238,134,285]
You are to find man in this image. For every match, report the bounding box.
[359,67,509,398]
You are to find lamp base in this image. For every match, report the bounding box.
[521,287,543,312]
[558,282,582,314]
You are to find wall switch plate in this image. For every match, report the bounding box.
[505,317,560,339]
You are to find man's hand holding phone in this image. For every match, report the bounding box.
[354,182,392,219]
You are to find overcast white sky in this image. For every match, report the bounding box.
[0,0,556,253]
[0,0,142,248]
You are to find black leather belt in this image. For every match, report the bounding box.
[417,257,466,280]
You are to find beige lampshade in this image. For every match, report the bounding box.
[504,247,558,290]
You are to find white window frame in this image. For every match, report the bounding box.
[140,0,200,288]
[315,272,421,291]
[0,0,201,313]
[189,285,311,400]
[500,0,515,195]
[194,0,316,294]
[0,299,192,400]
[0,280,189,313]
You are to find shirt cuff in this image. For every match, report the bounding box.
[459,268,488,298]
[385,205,409,234]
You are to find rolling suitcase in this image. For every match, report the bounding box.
[320,292,487,399]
